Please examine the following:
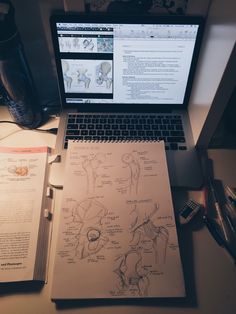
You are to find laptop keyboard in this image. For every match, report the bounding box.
[64,113,187,151]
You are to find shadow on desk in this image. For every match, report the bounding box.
[54,189,200,310]
[0,281,44,295]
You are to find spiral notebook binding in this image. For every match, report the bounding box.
[73,138,160,144]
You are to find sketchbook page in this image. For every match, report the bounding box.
[0,147,49,282]
[51,140,185,299]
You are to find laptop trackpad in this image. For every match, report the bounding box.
[166,149,203,188]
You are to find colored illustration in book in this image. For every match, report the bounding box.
[0,156,41,179]
[8,165,29,176]
[7,159,32,177]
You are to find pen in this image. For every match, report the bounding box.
[208,179,229,242]
[228,196,236,208]
[224,185,236,209]
[224,203,236,234]
[225,212,236,234]
[203,214,236,264]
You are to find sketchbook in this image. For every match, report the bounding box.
[51,140,185,299]
[0,147,52,283]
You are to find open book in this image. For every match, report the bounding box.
[0,147,51,283]
[51,140,185,299]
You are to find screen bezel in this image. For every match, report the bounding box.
[50,13,205,112]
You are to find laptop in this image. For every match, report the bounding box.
[49,13,205,188]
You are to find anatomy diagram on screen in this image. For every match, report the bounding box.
[96,62,112,89]
[63,198,109,260]
[62,60,73,91]
[59,35,113,94]
[59,36,113,53]
[62,60,91,91]
[73,37,80,50]
[97,38,113,53]
[59,37,96,53]
[83,38,94,51]
[77,68,91,89]
[61,59,112,93]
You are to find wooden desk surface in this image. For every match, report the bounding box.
[1,105,236,314]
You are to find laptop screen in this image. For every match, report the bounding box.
[50,14,204,110]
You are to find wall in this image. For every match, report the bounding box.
[187,0,236,145]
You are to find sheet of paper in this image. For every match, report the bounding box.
[0,147,48,282]
[52,141,185,299]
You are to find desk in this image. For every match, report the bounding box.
[1,106,236,314]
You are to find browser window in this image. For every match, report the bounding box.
[56,22,199,105]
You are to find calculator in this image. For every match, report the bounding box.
[179,199,202,224]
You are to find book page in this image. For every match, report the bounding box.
[51,141,185,299]
[0,147,48,282]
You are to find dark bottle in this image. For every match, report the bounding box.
[0,0,42,128]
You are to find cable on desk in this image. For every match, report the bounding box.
[0,120,58,135]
